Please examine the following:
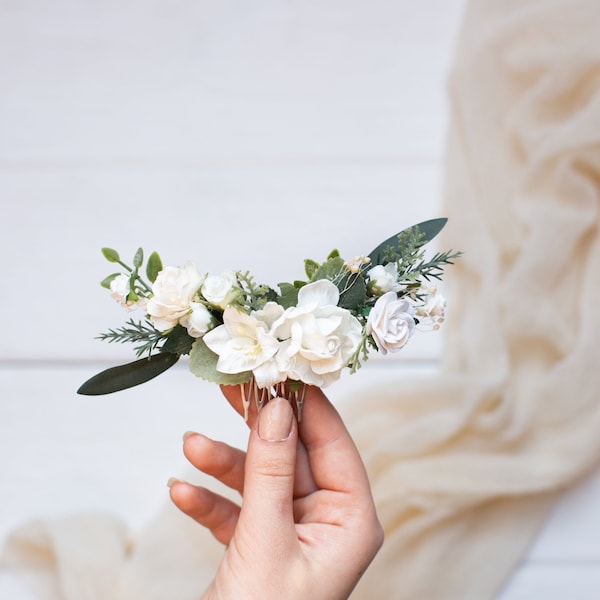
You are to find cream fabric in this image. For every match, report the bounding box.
[350,0,600,597]
[4,0,600,598]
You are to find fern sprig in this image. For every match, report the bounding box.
[97,318,164,358]
[401,249,463,283]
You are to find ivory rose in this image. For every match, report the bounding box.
[366,292,415,354]
[146,262,205,331]
[201,271,238,309]
[181,302,214,338]
[109,274,130,304]
[367,263,401,295]
[272,280,362,387]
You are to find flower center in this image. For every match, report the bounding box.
[326,336,341,354]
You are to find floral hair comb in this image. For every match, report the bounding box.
[78,218,460,419]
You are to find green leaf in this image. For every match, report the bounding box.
[189,339,252,385]
[133,247,143,269]
[338,273,367,311]
[367,218,448,266]
[312,256,346,282]
[327,249,340,260]
[304,259,319,279]
[162,324,195,355]
[102,247,120,263]
[100,272,121,289]
[278,282,300,308]
[77,352,179,395]
[146,251,163,283]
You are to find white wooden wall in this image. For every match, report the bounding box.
[2,1,600,597]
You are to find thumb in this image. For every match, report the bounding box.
[237,397,297,549]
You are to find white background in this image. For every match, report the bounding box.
[2,1,600,597]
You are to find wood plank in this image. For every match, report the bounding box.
[0,0,465,162]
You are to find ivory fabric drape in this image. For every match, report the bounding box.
[349,0,600,597]
[4,0,600,598]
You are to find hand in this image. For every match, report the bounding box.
[169,385,384,600]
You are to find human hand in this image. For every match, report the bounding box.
[169,385,383,600]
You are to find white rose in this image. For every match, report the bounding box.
[180,302,214,338]
[366,292,415,354]
[146,262,205,331]
[272,280,362,387]
[201,271,238,309]
[367,263,401,295]
[109,274,146,309]
[109,274,131,305]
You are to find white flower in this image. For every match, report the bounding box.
[272,280,362,387]
[367,263,401,295]
[110,274,131,305]
[201,271,238,309]
[366,292,415,354]
[109,274,146,309]
[416,287,446,318]
[180,302,214,338]
[146,262,205,331]
[203,302,286,387]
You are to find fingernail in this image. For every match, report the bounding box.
[258,397,294,442]
[183,431,197,442]
[167,477,182,488]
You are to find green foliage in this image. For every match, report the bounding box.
[410,249,463,282]
[327,249,340,260]
[100,246,154,296]
[236,271,277,311]
[304,259,319,279]
[161,324,195,355]
[367,218,447,266]
[97,318,164,358]
[146,251,163,283]
[338,272,367,311]
[277,282,299,308]
[133,247,143,269]
[77,352,179,395]
[312,256,346,283]
[102,247,120,263]
[100,272,120,289]
[189,339,252,385]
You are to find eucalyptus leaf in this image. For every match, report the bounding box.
[367,218,448,266]
[146,251,163,283]
[312,256,345,282]
[189,339,251,385]
[100,272,121,289]
[102,247,120,263]
[133,247,144,269]
[278,282,299,308]
[162,324,195,355]
[304,259,319,279]
[77,352,179,395]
